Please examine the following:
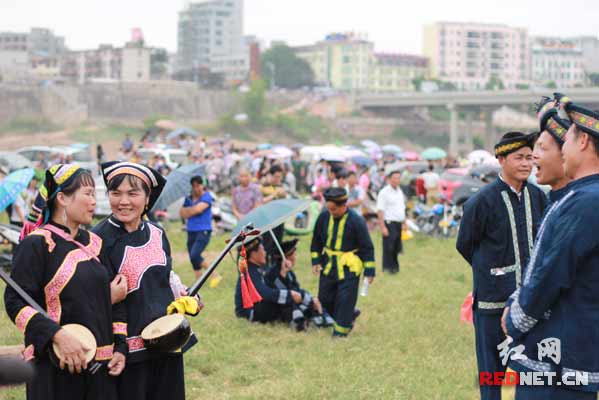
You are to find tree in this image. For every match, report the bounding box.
[485,75,505,91]
[261,44,315,89]
[412,76,425,91]
[545,81,557,89]
[588,73,599,87]
[150,48,169,79]
[243,79,267,130]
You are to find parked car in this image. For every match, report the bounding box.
[0,151,32,171]
[16,144,96,173]
[137,147,188,171]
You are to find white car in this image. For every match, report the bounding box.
[0,151,32,171]
[16,144,96,174]
[137,147,188,171]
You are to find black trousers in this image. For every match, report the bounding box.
[118,355,185,400]
[250,300,292,323]
[26,358,117,400]
[382,221,403,273]
[318,274,360,336]
[473,311,505,400]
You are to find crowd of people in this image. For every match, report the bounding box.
[6,92,599,398]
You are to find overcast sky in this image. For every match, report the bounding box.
[1,0,598,54]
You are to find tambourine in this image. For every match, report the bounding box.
[49,324,97,368]
[0,269,103,373]
[141,314,191,353]
[139,224,260,353]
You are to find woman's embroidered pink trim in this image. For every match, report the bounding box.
[126,336,146,353]
[15,306,38,333]
[113,322,127,335]
[95,344,114,361]
[44,234,102,322]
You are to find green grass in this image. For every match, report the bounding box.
[0,225,487,399]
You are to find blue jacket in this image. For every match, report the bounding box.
[456,178,546,314]
[506,174,599,392]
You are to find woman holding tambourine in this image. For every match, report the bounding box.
[4,164,126,400]
[93,161,202,400]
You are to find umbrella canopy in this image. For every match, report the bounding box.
[400,151,421,161]
[231,199,311,240]
[467,149,493,165]
[267,146,293,159]
[382,144,402,154]
[351,156,374,167]
[300,145,347,162]
[421,147,447,160]
[155,119,177,131]
[166,127,200,140]
[151,164,205,211]
[360,140,380,150]
[0,168,34,213]
[257,143,272,150]
[342,146,367,159]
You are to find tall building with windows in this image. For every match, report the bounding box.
[177,0,248,83]
[294,33,428,92]
[60,42,150,84]
[423,22,530,90]
[531,37,586,88]
[577,36,599,75]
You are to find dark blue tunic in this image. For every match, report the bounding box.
[506,174,599,392]
[457,178,547,314]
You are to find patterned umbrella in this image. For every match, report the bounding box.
[0,168,35,213]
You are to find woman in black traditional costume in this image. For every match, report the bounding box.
[93,161,201,400]
[4,164,126,400]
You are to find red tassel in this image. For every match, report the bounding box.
[245,273,263,304]
[239,243,261,309]
[240,272,253,309]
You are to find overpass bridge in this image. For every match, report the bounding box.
[355,88,599,156]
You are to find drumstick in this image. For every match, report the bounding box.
[187,224,260,296]
[0,268,50,319]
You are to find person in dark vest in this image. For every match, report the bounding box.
[457,132,547,400]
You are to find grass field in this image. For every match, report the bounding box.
[0,224,488,399]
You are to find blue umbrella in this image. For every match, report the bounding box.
[151,164,205,211]
[382,144,403,154]
[421,147,448,161]
[257,143,272,150]
[232,199,312,253]
[0,168,34,213]
[166,127,200,141]
[351,156,374,167]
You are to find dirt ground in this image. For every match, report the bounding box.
[1,129,125,160]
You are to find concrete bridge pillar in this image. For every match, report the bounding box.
[484,108,496,151]
[447,103,459,157]
[463,110,474,154]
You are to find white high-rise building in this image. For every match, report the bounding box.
[177,0,249,83]
[531,37,586,88]
[423,22,531,90]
